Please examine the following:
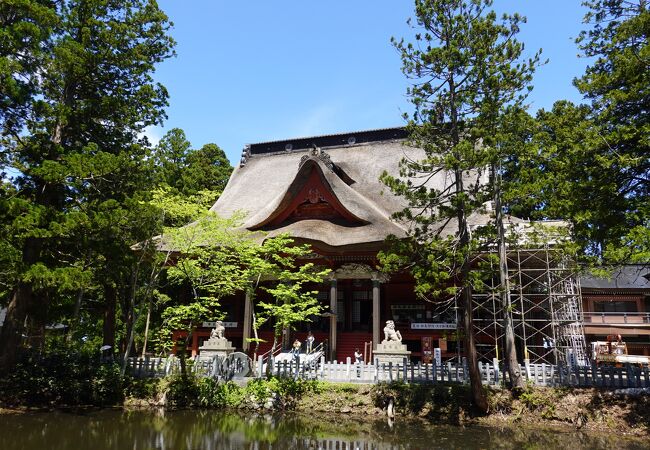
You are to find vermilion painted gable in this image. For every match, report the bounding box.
[251,163,367,229]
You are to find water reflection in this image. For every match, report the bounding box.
[0,409,646,450]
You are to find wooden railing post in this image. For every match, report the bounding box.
[346,357,351,382]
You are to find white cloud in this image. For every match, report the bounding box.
[140,126,162,146]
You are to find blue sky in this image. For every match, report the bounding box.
[152,1,592,164]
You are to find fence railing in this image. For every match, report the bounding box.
[127,356,175,378]
[583,312,650,325]
[126,355,244,379]
[126,355,650,389]
[259,355,650,389]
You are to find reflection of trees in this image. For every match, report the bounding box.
[0,410,646,450]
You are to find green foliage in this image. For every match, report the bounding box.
[151,208,251,354]
[244,378,274,404]
[487,388,514,413]
[183,143,232,196]
[143,375,317,410]
[153,128,233,200]
[0,349,124,406]
[244,377,319,408]
[258,261,328,340]
[505,99,648,265]
[519,385,547,410]
[154,128,192,186]
[516,384,559,420]
[161,373,201,407]
[0,0,176,371]
[371,381,477,421]
[91,363,125,406]
[198,379,245,408]
[124,376,160,400]
[150,189,330,357]
[0,0,57,138]
[162,375,247,408]
[575,1,649,263]
[504,2,649,264]
[313,381,357,394]
[383,0,541,297]
[384,0,542,411]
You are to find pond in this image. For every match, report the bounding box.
[0,409,646,450]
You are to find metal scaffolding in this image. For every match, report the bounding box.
[472,248,588,366]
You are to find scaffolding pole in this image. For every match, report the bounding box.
[471,248,587,366]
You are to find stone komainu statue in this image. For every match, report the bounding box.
[383,320,402,343]
[210,321,226,340]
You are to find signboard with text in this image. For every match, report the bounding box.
[202,321,238,328]
[410,322,457,330]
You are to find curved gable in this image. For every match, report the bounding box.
[248,158,368,230]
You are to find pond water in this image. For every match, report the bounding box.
[0,409,647,450]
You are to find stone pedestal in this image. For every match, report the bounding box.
[374,340,411,365]
[198,337,235,358]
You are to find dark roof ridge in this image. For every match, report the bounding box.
[246,126,407,156]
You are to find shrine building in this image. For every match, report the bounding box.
[185,127,535,363]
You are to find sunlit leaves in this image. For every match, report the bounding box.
[153,196,330,352]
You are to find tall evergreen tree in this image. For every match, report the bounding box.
[0,0,57,141]
[154,128,232,199]
[154,127,191,189]
[383,0,540,407]
[182,143,232,195]
[505,1,648,264]
[0,0,175,371]
[574,0,648,262]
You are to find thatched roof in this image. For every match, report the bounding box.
[209,127,499,250]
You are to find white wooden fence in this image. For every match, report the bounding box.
[260,355,650,388]
[126,355,650,389]
[126,356,220,378]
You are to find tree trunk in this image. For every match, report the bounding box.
[178,327,193,379]
[266,333,279,377]
[67,287,85,343]
[120,300,138,376]
[0,238,42,372]
[141,299,152,357]
[493,163,525,391]
[103,284,117,349]
[67,249,91,341]
[0,284,32,372]
[461,283,489,413]
[455,162,489,413]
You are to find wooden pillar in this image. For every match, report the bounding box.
[329,278,337,361]
[372,278,380,350]
[242,291,252,352]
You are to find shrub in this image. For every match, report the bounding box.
[124,377,161,399]
[198,379,244,408]
[371,381,476,423]
[0,349,124,406]
[519,386,547,411]
[243,377,319,409]
[91,363,125,406]
[161,374,201,407]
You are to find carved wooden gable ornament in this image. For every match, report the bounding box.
[249,149,367,229]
